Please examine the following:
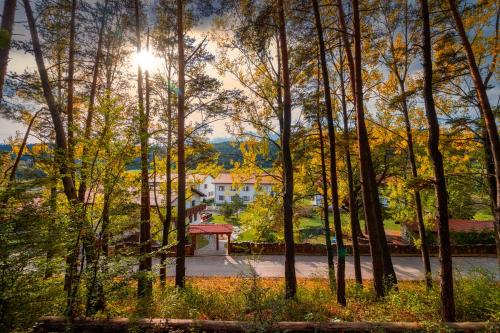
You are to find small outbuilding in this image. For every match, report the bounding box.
[188,224,233,254]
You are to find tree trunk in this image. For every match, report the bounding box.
[337,45,362,285]
[483,129,500,266]
[23,0,77,203]
[102,198,110,257]
[85,176,109,315]
[134,0,152,298]
[336,0,385,297]
[312,0,345,305]
[447,0,500,269]
[66,0,77,181]
[399,80,432,288]
[354,0,397,288]
[316,95,336,294]
[160,61,173,285]
[420,0,455,321]
[44,162,58,279]
[175,0,187,289]
[24,0,86,318]
[78,0,109,202]
[85,89,113,316]
[0,0,16,101]
[277,0,297,299]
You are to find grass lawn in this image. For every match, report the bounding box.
[211,209,405,244]
[195,235,209,249]
[209,213,255,241]
[299,214,401,231]
[298,214,402,244]
[211,214,226,224]
[473,207,495,220]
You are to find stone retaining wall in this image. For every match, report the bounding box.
[229,242,496,256]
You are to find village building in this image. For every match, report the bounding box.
[149,173,215,202]
[212,173,276,205]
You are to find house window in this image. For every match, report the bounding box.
[218,185,224,191]
[218,195,224,201]
[192,200,196,207]
[204,184,208,189]
[243,185,249,191]
[243,196,250,201]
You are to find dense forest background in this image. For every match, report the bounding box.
[0,140,279,170]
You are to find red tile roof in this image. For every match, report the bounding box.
[153,173,211,183]
[188,224,233,234]
[213,173,276,185]
[405,219,494,233]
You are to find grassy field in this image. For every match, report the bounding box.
[207,213,256,241]
[211,214,226,224]
[298,214,401,232]
[210,211,402,243]
[195,235,209,249]
[473,207,495,220]
[298,214,401,244]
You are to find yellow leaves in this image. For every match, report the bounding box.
[393,33,407,64]
[74,143,84,159]
[10,145,20,155]
[376,71,398,99]
[30,143,49,155]
[462,0,496,30]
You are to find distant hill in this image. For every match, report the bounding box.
[213,141,242,168]
[0,144,36,162]
[213,141,278,169]
[1,141,278,171]
[209,137,233,143]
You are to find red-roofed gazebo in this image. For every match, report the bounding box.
[188,224,233,254]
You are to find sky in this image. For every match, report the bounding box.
[0,0,238,143]
[1,1,499,144]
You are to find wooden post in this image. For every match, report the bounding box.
[216,234,219,251]
[227,233,231,255]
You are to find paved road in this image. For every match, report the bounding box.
[158,255,498,280]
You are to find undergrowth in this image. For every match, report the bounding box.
[5,269,499,332]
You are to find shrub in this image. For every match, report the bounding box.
[450,231,495,245]
[454,269,500,321]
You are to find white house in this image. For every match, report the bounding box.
[311,194,322,206]
[213,173,276,205]
[147,186,206,224]
[190,174,215,200]
[149,173,215,202]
